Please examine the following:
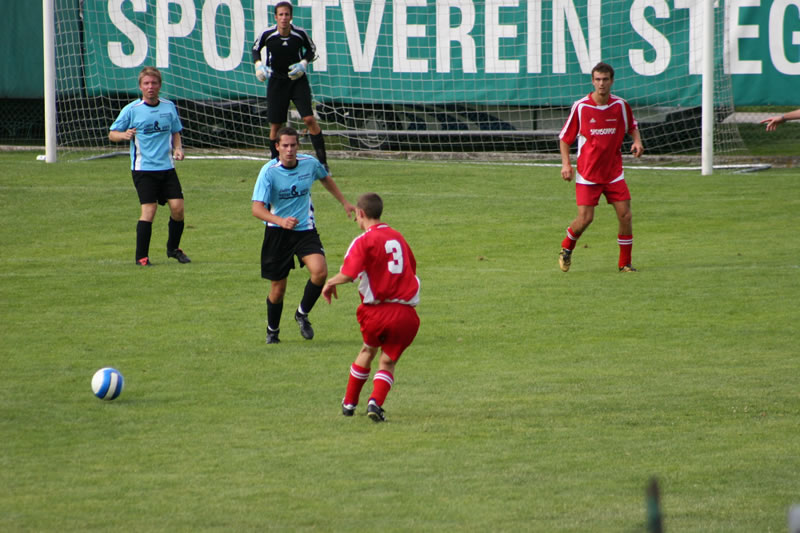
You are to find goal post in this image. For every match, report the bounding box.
[46,0,743,164]
[43,0,57,163]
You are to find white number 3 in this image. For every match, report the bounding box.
[385,239,404,274]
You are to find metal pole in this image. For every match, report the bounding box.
[701,0,715,175]
[43,0,57,163]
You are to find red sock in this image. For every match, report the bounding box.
[618,234,633,267]
[369,370,394,406]
[561,227,579,250]
[344,363,370,406]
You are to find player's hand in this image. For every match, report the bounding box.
[173,147,184,161]
[123,128,137,141]
[322,282,338,304]
[761,115,784,132]
[281,216,299,230]
[288,60,308,80]
[255,60,271,82]
[630,142,644,158]
[343,201,356,219]
[561,164,574,181]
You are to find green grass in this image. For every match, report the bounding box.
[1,151,799,531]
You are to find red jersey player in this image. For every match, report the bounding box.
[558,62,644,273]
[322,193,420,423]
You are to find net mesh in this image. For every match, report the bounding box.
[52,0,743,160]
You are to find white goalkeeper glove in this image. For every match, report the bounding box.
[254,60,271,82]
[288,60,308,80]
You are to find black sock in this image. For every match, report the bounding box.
[299,280,323,316]
[136,220,152,260]
[167,217,184,251]
[309,132,328,166]
[269,138,279,160]
[267,298,283,332]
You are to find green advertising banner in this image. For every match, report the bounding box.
[728,0,800,105]
[78,0,800,107]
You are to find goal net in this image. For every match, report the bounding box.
[52,0,743,160]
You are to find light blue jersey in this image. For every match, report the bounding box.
[251,155,329,230]
[110,98,183,171]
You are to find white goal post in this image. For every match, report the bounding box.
[45,0,743,169]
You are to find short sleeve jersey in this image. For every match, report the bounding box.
[340,224,421,307]
[251,24,316,78]
[109,98,183,171]
[559,93,637,185]
[251,155,328,230]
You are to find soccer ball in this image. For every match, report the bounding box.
[91,367,124,401]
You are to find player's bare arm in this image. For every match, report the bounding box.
[172,132,184,161]
[109,128,136,142]
[251,201,299,229]
[761,108,800,131]
[559,140,574,181]
[318,177,356,218]
[322,272,354,304]
[630,129,644,158]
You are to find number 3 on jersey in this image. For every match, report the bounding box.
[385,239,404,274]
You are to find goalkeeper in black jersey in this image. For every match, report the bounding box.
[252,1,329,172]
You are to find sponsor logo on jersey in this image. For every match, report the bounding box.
[278,185,309,200]
[140,121,166,134]
[590,127,617,135]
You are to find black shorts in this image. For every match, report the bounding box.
[267,76,314,124]
[260,226,325,280]
[132,169,183,206]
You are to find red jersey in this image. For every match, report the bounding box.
[340,223,420,306]
[559,93,638,185]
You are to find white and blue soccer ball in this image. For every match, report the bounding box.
[91,367,124,401]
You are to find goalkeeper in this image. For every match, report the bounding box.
[251,1,330,172]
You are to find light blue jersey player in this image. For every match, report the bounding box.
[251,155,328,230]
[110,97,183,171]
[251,127,355,345]
[108,67,190,266]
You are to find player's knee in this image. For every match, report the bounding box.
[379,353,396,371]
[269,283,287,302]
[140,204,157,221]
[303,116,321,133]
[358,344,379,364]
[310,268,328,286]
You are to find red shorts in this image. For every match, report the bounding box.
[576,179,631,206]
[356,303,420,362]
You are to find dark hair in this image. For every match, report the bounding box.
[357,193,383,220]
[591,62,614,80]
[276,126,299,143]
[274,2,293,16]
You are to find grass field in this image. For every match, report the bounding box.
[1,151,798,531]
